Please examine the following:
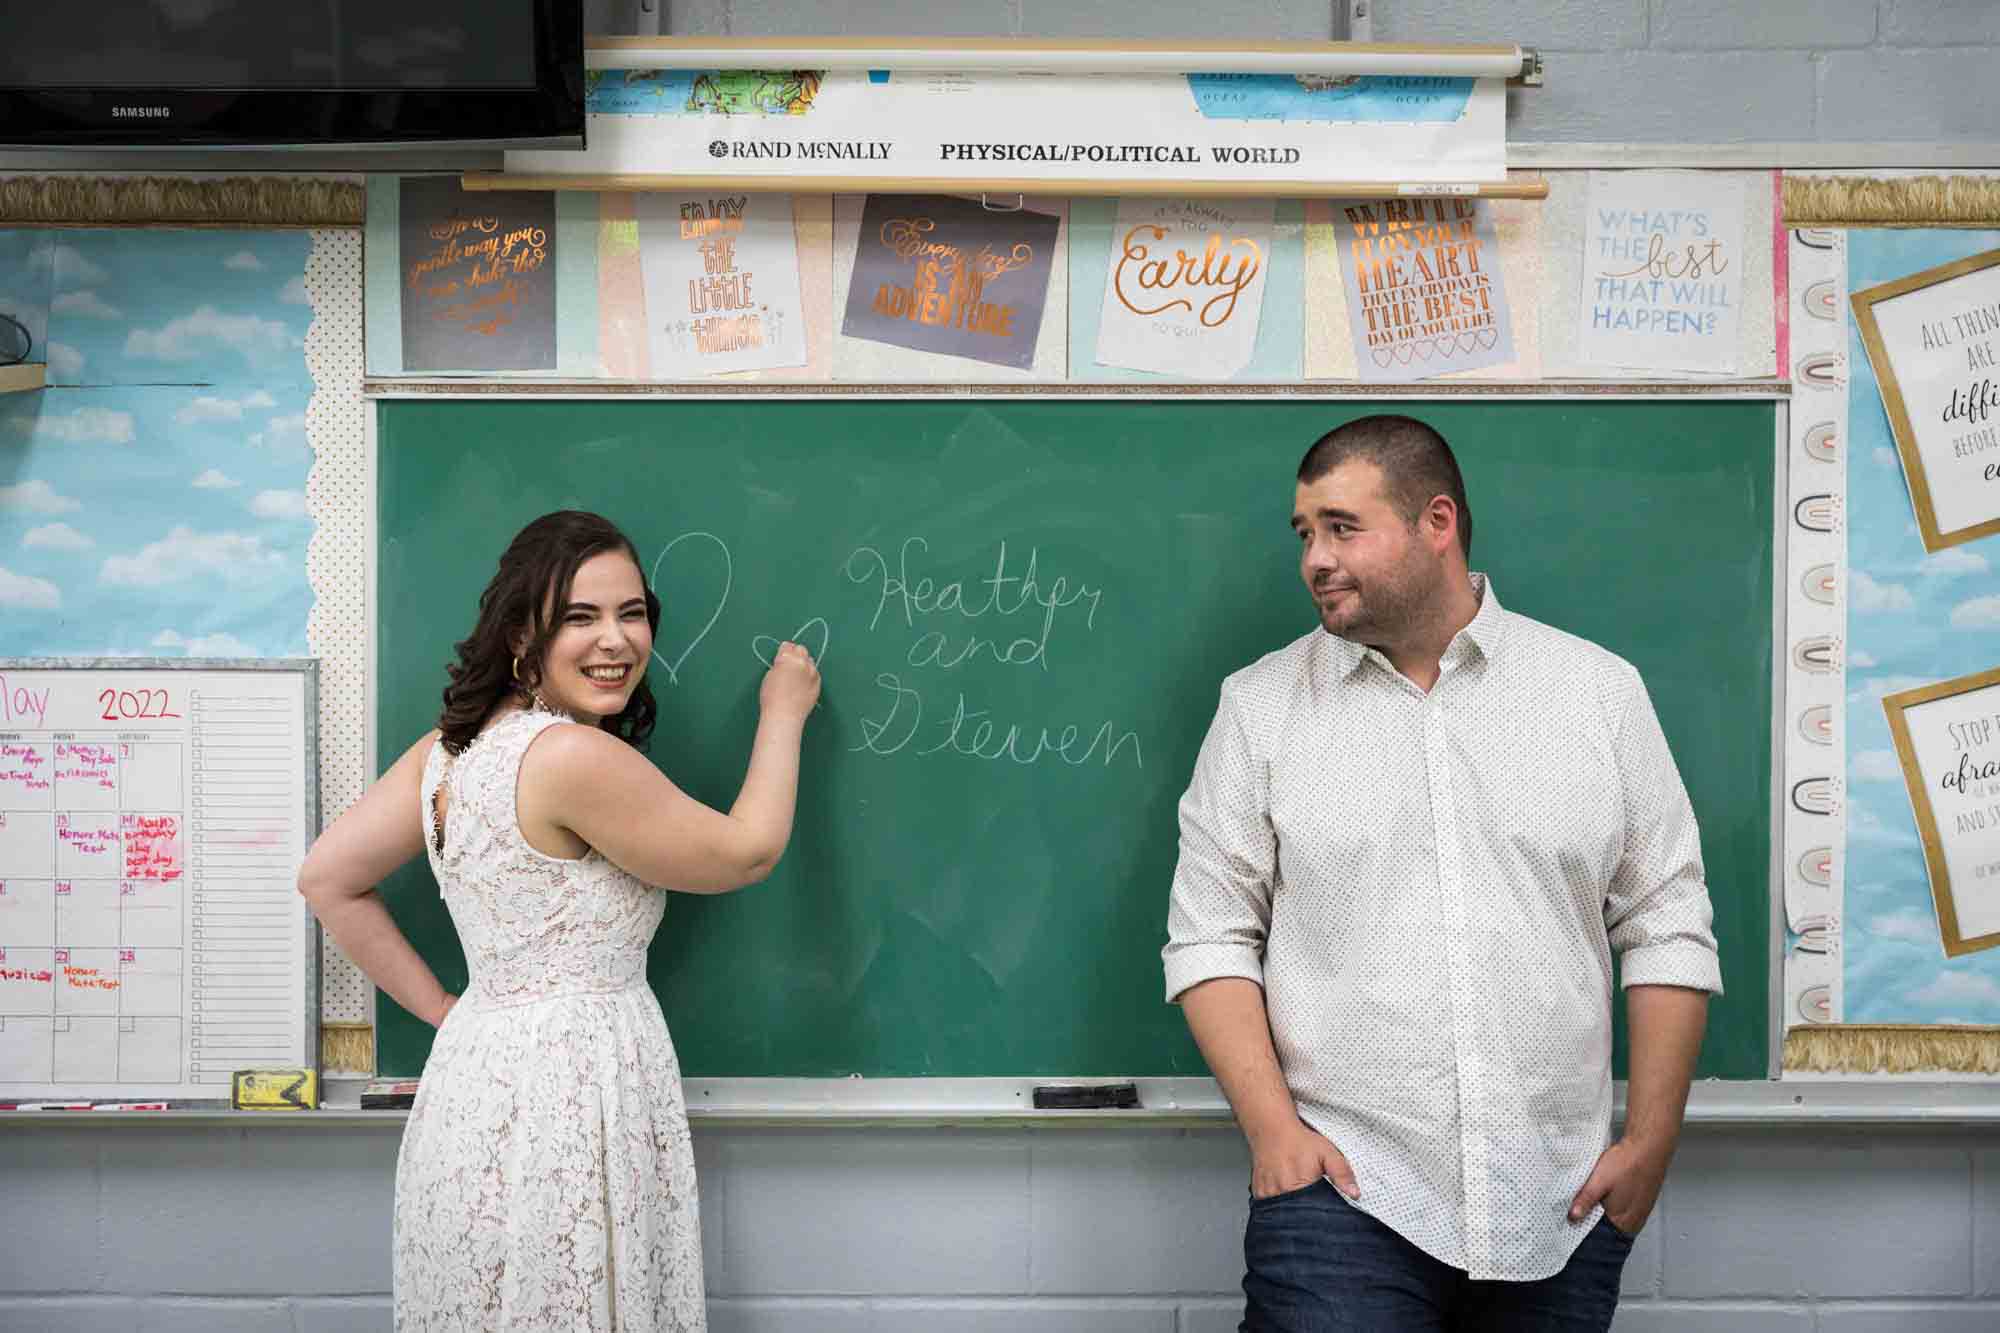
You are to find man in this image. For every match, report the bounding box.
[1163,414,1720,1331]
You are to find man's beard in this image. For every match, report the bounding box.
[1315,561,1435,645]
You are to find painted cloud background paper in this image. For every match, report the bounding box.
[0,230,314,660]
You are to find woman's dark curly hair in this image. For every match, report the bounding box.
[437,511,660,754]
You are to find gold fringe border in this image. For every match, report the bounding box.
[0,175,363,228]
[1782,1024,2000,1074]
[319,1021,375,1075]
[1784,173,2000,228]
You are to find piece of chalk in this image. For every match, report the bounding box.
[1031,1083,1139,1110]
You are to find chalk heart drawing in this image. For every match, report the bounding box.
[752,617,831,670]
[648,531,734,686]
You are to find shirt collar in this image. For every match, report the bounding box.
[1320,572,1508,681]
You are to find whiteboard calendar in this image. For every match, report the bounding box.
[0,660,316,1099]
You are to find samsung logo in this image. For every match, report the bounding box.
[111,106,172,119]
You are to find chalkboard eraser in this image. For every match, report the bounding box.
[1032,1082,1139,1110]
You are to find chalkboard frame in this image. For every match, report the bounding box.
[364,385,1793,1109]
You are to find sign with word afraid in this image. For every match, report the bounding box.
[0,661,314,1101]
[399,177,557,372]
[1884,666,2000,956]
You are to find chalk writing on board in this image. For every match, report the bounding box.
[645,531,1141,768]
[648,531,735,685]
[843,537,1103,672]
[851,672,1142,769]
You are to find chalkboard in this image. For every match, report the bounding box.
[375,398,1774,1082]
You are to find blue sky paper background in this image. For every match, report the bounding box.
[1844,228,2000,1023]
[0,229,314,660]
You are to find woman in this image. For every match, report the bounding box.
[299,510,820,1331]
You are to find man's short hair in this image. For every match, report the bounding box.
[1296,414,1472,559]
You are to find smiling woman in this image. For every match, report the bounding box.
[297,508,822,1331]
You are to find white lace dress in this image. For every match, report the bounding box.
[394,709,706,1331]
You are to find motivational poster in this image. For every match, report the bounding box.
[1577,170,1745,375]
[634,192,807,377]
[1884,666,2000,956]
[398,176,556,372]
[1851,247,2000,552]
[1332,197,1514,382]
[1094,196,1273,378]
[841,194,1058,370]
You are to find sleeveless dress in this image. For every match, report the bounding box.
[393,709,706,1331]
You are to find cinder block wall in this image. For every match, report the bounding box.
[4,1124,2000,1330]
[8,4,1996,1330]
[607,0,2000,145]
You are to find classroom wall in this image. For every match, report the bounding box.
[0,1,1968,166]
[590,0,2000,148]
[5,1120,2000,1331]
[7,4,1998,1331]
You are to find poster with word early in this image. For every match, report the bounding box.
[841,193,1058,370]
[1884,667,2000,956]
[634,193,807,377]
[0,663,312,1099]
[1578,170,1745,375]
[1851,247,2000,553]
[1332,197,1513,382]
[398,177,557,372]
[1094,197,1273,378]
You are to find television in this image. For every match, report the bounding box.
[0,1,583,149]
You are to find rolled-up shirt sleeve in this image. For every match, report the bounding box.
[1603,668,1724,994]
[1163,682,1279,1003]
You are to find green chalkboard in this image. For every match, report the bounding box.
[375,398,1774,1082]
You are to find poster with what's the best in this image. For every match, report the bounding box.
[1577,170,1745,376]
[1852,247,2000,553]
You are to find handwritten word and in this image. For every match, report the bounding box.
[647,531,1141,771]
[1334,197,1514,382]
[842,538,1138,769]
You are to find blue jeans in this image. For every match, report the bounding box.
[1241,1179,1633,1332]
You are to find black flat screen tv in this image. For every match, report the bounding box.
[0,1,583,149]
